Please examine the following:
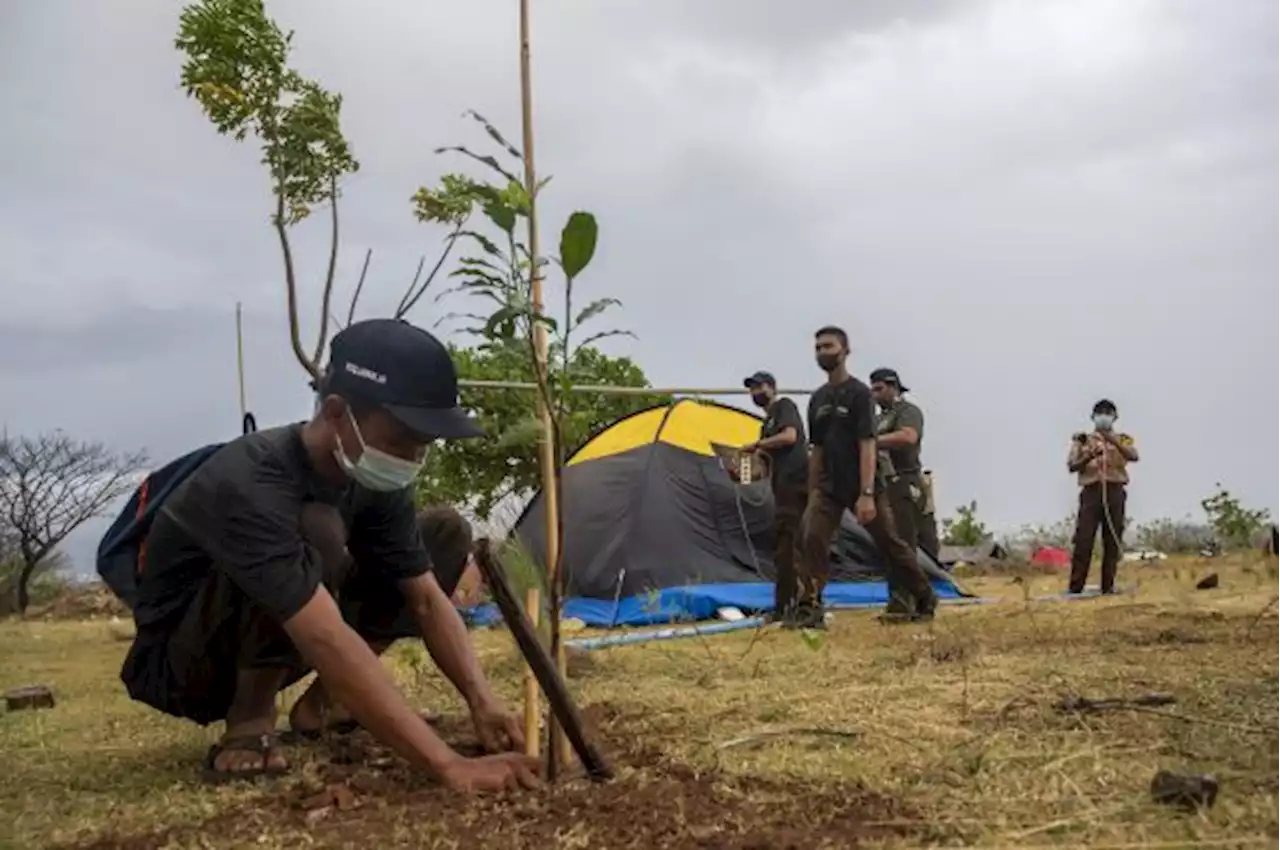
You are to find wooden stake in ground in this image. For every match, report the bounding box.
[516,0,569,780]
[473,545,611,780]
[523,587,541,758]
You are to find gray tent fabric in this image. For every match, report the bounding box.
[515,441,956,600]
[937,536,1009,567]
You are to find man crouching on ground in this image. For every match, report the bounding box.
[119,318,539,792]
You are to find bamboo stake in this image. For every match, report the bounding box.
[235,301,247,420]
[516,0,566,781]
[523,586,541,758]
[459,379,815,396]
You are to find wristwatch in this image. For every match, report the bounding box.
[861,486,875,497]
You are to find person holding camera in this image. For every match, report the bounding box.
[1067,399,1139,594]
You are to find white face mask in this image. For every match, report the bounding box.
[1092,412,1116,431]
[334,407,424,492]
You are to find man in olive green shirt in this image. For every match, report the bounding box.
[871,369,939,564]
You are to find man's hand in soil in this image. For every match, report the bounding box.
[442,752,543,793]
[469,696,525,753]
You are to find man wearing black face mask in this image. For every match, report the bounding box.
[797,326,938,628]
[741,371,808,623]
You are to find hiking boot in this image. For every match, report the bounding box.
[788,605,828,631]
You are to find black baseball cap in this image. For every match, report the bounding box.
[869,367,909,393]
[320,318,483,440]
[742,370,777,388]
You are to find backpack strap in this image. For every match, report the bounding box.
[135,476,153,576]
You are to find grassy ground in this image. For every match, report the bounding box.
[1,555,1276,849]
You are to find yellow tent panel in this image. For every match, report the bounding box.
[568,399,761,466]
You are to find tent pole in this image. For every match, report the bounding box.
[517,0,569,779]
[459,379,815,397]
[235,301,247,420]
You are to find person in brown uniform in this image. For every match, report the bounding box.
[869,368,938,563]
[795,327,938,628]
[1067,399,1139,594]
[741,370,808,624]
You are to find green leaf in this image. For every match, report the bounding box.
[482,199,517,234]
[573,297,622,329]
[460,231,505,258]
[463,109,523,160]
[496,416,545,450]
[559,211,598,280]
[483,305,522,341]
[577,329,637,348]
[434,145,521,185]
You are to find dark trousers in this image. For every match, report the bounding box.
[122,504,472,725]
[772,483,808,617]
[1069,482,1127,593]
[885,475,922,552]
[917,510,940,561]
[797,491,936,613]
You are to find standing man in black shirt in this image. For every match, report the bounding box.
[119,319,539,792]
[741,370,808,624]
[796,327,938,628]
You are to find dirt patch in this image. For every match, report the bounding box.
[65,705,917,850]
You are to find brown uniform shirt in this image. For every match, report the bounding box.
[1068,431,1138,487]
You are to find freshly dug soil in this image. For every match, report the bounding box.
[69,705,918,850]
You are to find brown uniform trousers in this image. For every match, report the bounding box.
[772,483,808,618]
[1067,432,1136,595]
[885,475,924,550]
[797,490,936,614]
[1070,482,1126,594]
[123,503,473,724]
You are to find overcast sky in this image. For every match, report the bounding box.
[2,0,1276,574]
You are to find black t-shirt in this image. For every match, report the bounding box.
[760,397,807,490]
[132,424,429,630]
[876,398,925,477]
[807,377,878,506]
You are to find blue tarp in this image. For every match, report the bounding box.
[460,578,966,628]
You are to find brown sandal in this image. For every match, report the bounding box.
[201,732,290,784]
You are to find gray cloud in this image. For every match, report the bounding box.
[2,0,1275,574]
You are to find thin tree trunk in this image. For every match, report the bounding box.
[16,559,36,616]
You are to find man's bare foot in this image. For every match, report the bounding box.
[287,678,350,737]
[286,678,439,741]
[202,721,290,784]
[206,668,291,782]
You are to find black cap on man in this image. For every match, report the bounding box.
[321,319,482,440]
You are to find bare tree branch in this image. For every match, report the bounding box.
[274,182,319,380]
[0,432,147,614]
[311,174,341,369]
[345,247,373,326]
[395,255,428,318]
[396,222,467,319]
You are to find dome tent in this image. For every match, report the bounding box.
[512,398,967,626]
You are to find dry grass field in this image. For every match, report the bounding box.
[1,555,1276,849]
